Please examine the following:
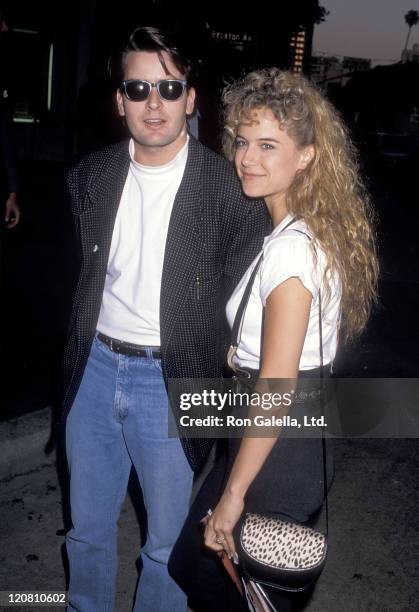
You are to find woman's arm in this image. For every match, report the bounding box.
[204,276,312,558]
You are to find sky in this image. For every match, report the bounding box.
[313,0,419,64]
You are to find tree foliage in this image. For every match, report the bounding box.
[405,9,419,28]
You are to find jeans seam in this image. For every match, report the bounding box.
[114,353,124,421]
[104,418,128,612]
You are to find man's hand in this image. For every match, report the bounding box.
[5,192,20,228]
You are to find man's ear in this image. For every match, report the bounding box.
[186,87,196,117]
[298,145,315,170]
[116,89,125,117]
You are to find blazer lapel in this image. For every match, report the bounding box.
[80,143,130,269]
[160,137,205,351]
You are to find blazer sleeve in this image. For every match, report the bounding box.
[64,164,83,292]
[216,187,268,364]
[65,164,80,213]
[222,192,270,301]
[65,163,84,242]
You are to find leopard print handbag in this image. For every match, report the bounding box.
[237,512,327,594]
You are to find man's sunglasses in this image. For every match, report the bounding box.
[120,79,187,102]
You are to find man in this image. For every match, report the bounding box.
[62,26,269,612]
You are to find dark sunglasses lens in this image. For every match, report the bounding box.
[158,80,185,100]
[125,81,150,101]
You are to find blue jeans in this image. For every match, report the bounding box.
[65,335,193,612]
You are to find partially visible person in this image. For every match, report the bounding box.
[0,104,20,228]
[169,68,379,611]
[0,8,20,229]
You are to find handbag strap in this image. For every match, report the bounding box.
[231,217,329,535]
[230,217,298,353]
[280,228,329,536]
[318,286,329,536]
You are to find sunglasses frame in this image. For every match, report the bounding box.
[120,79,187,102]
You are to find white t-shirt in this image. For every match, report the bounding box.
[97,137,189,345]
[226,214,341,371]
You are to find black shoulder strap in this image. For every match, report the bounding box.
[230,217,297,351]
[290,229,329,534]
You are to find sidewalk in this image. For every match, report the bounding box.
[0,407,139,611]
[0,407,418,611]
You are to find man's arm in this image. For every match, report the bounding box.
[62,164,83,321]
[222,188,271,302]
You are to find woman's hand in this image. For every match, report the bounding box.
[203,489,244,558]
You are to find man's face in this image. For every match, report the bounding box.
[116,50,195,164]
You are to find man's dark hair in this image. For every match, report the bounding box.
[111,26,193,87]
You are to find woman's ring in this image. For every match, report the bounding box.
[215,535,226,544]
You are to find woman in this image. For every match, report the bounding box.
[169,68,378,611]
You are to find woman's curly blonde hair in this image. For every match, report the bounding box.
[222,68,379,341]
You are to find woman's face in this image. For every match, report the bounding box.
[234,107,314,205]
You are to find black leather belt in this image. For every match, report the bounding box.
[97,333,162,359]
